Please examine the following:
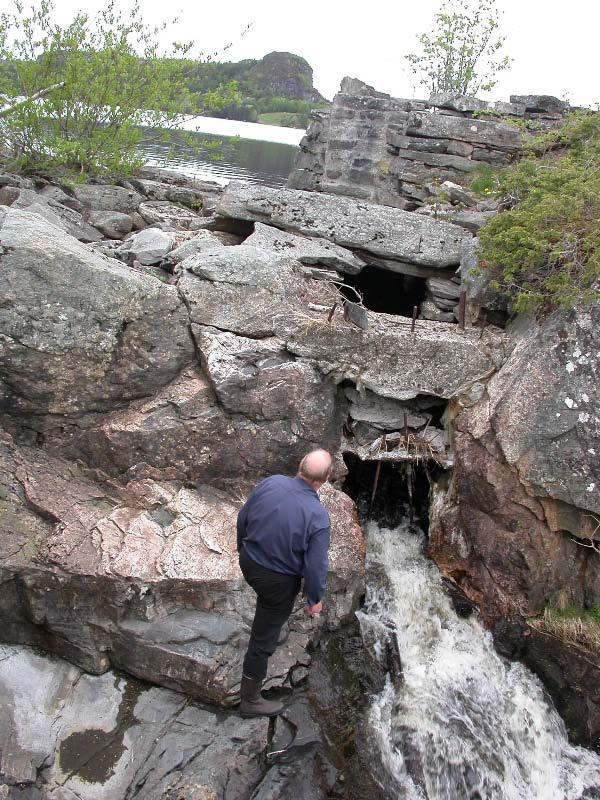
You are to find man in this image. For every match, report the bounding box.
[236,449,332,717]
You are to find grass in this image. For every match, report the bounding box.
[257,112,308,129]
[530,605,600,655]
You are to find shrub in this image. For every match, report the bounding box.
[0,0,240,176]
[478,111,600,313]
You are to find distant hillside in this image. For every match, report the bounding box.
[186,51,329,127]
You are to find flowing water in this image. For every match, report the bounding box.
[140,117,302,187]
[357,520,600,800]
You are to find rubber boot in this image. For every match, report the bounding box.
[239,674,284,718]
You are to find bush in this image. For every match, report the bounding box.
[478,111,600,313]
[0,0,240,176]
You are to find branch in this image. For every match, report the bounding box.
[0,82,65,118]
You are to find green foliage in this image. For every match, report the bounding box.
[479,111,600,313]
[469,163,502,196]
[405,0,512,96]
[0,0,240,176]
[180,51,325,126]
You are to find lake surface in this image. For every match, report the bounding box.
[140,116,304,188]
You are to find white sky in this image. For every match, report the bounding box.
[51,0,598,107]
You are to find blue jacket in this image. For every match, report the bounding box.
[237,475,331,606]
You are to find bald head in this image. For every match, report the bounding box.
[298,449,332,486]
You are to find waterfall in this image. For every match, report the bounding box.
[357,521,600,800]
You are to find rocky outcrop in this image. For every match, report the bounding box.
[429,307,600,741]
[0,644,339,799]
[0,431,364,705]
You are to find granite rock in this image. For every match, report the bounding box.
[217,183,468,268]
[0,208,194,418]
[0,432,365,704]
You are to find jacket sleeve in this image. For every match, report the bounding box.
[237,498,250,552]
[302,525,331,606]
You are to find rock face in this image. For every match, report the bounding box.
[217,182,468,268]
[429,307,600,742]
[288,77,568,210]
[0,644,339,799]
[0,208,194,419]
[0,431,364,705]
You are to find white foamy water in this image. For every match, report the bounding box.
[358,521,600,800]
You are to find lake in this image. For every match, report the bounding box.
[140,116,304,188]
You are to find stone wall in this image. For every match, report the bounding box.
[289,77,569,210]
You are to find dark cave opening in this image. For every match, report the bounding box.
[340,263,427,317]
[342,452,444,533]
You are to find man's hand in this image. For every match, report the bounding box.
[306,601,323,617]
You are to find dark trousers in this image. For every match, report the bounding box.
[239,546,301,680]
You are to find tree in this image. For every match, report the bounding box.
[405,0,512,97]
[0,0,241,175]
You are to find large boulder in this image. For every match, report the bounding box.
[178,245,311,338]
[88,210,134,239]
[279,307,505,402]
[0,432,365,704]
[116,227,176,265]
[217,183,468,268]
[73,183,144,213]
[0,208,194,419]
[0,645,339,800]
[138,200,204,230]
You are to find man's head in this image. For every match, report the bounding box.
[297,449,332,489]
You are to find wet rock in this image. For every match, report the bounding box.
[493,619,600,751]
[0,644,269,799]
[245,221,366,275]
[0,208,194,418]
[73,183,144,213]
[89,210,134,239]
[117,227,176,265]
[0,432,364,703]
[217,183,468,268]
[429,306,600,626]
[138,201,204,230]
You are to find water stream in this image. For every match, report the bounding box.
[357,520,600,800]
